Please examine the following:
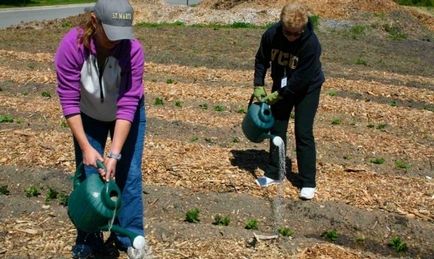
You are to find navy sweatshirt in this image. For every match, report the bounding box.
[254,19,325,96]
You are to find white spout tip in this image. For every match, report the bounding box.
[133,235,146,249]
[272,136,283,146]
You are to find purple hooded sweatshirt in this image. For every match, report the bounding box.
[55,27,144,122]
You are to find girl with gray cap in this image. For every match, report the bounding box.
[54,0,148,258]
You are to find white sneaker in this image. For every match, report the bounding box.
[127,244,153,259]
[299,187,316,200]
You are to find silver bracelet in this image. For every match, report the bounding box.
[107,151,122,161]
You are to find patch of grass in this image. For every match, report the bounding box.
[309,15,320,30]
[327,89,337,96]
[278,227,294,237]
[41,91,51,98]
[213,214,230,226]
[376,123,388,130]
[190,136,199,142]
[45,187,58,203]
[237,108,246,114]
[60,120,68,128]
[199,103,208,110]
[349,25,367,39]
[389,100,398,107]
[331,117,342,125]
[0,115,14,123]
[367,124,375,128]
[58,192,69,206]
[394,0,433,7]
[395,159,411,170]
[166,78,175,84]
[370,157,385,164]
[384,24,407,40]
[174,100,183,107]
[0,185,10,195]
[214,105,225,112]
[154,97,164,106]
[137,21,263,30]
[245,219,258,230]
[185,208,200,223]
[25,186,41,198]
[355,56,368,66]
[389,236,408,253]
[321,229,338,242]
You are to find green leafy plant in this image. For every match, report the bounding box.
[321,229,338,242]
[166,78,174,84]
[331,118,342,125]
[60,120,68,128]
[370,157,385,164]
[367,124,375,128]
[376,123,388,130]
[0,115,14,123]
[45,187,58,203]
[185,208,200,223]
[245,219,258,230]
[232,137,240,143]
[199,103,208,110]
[214,105,225,112]
[175,100,183,107]
[349,25,367,39]
[389,236,408,253]
[395,160,411,170]
[230,22,255,28]
[327,89,337,96]
[389,100,397,107]
[237,108,246,114]
[213,214,230,226]
[58,192,69,206]
[190,136,199,142]
[355,56,368,66]
[278,227,294,237]
[41,91,51,98]
[25,186,41,198]
[154,97,164,106]
[309,15,320,30]
[384,24,407,40]
[0,185,10,195]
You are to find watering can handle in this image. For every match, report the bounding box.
[73,160,106,187]
[247,94,254,108]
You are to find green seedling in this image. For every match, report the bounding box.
[331,118,342,125]
[367,124,375,128]
[237,108,246,114]
[174,100,183,107]
[376,123,387,130]
[213,214,230,226]
[278,227,294,237]
[154,97,164,106]
[166,79,174,84]
[389,236,408,253]
[58,192,69,206]
[0,185,10,195]
[355,57,367,66]
[25,186,41,198]
[327,89,337,96]
[309,15,320,30]
[321,229,338,242]
[356,236,366,243]
[41,91,51,98]
[349,25,367,39]
[395,160,411,170]
[389,100,397,107]
[185,208,200,223]
[60,120,68,128]
[190,136,199,142]
[45,187,58,203]
[0,115,14,123]
[199,103,208,110]
[214,105,225,112]
[245,219,258,230]
[370,157,385,164]
[232,137,240,143]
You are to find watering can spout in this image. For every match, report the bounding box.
[103,225,146,249]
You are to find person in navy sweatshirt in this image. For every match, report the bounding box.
[54,0,148,258]
[252,2,325,200]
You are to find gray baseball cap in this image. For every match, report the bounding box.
[85,0,134,41]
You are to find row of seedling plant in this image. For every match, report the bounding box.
[0,184,68,206]
[185,208,293,237]
[321,229,408,253]
[153,97,246,114]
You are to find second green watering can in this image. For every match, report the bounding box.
[242,95,275,143]
[67,161,145,249]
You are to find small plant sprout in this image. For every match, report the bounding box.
[395,160,411,170]
[278,227,294,237]
[376,123,387,130]
[190,136,199,142]
[45,187,59,203]
[58,192,69,206]
[389,236,408,253]
[154,97,164,106]
[331,117,342,125]
[175,100,183,107]
[327,89,337,96]
[370,157,385,164]
[185,208,200,223]
[245,219,258,230]
[213,214,230,226]
[166,78,174,84]
[237,108,246,114]
[25,186,41,198]
[389,100,397,107]
[0,115,14,123]
[41,91,51,98]
[199,103,208,110]
[0,185,10,195]
[321,229,338,242]
[232,136,240,143]
[214,105,225,112]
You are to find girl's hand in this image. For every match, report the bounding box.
[101,158,117,181]
[82,146,104,168]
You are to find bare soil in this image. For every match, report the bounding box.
[0,1,433,258]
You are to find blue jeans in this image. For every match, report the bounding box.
[73,99,146,250]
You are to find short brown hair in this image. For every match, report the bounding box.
[280,2,308,29]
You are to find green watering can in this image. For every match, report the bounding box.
[242,95,275,143]
[67,161,145,249]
